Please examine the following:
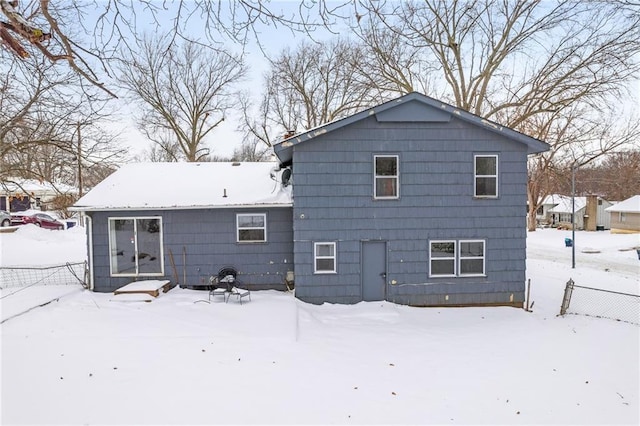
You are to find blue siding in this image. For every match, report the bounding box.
[290,115,529,306]
[87,207,293,293]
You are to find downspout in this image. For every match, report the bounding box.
[84,214,94,290]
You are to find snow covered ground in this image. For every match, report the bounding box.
[1,225,638,425]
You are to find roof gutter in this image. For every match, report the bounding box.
[70,202,294,213]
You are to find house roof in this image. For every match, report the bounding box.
[273,92,550,165]
[72,162,292,212]
[1,178,77,195]
[605,195,640,213]
[548,197,587,214]
[541,194,571,206]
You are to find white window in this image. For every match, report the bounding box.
[374,155,399,199]
[620,212,626,223]
[430,239,486,277]
[430,241,456,277]
[314,242,336,273]
[474,155,498,197]
[237,213,266,242]
[108,217,164,276]
[459,240,485,276]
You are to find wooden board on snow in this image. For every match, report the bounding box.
[110,292,155,303]
[113,280,171,297]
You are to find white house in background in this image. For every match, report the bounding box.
[542,194,613,230]
[536,194,570,225]
[605,195,640,233]
[0,178,78,212]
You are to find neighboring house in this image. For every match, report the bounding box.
[74,92,550,307]
[605,195,640,233]
[542,194,613,230]
[0,178,77,212]
[536,194,570,226]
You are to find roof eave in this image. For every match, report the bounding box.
[70,202,294,213]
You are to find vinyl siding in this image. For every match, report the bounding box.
[87,207,293,293]
[291,115,529,306]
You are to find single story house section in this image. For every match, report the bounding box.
[606,195,640,233]
[72,162,293,292]
[74,92,550,308]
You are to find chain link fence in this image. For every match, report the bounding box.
[1,262,88,323]
[560,278,640,325]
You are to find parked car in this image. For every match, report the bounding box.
[11,211,65,230]
[0,210,11,227]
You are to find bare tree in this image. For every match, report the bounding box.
[357,0,640,230]
[1,48,125,197]
[1,0,358,97]
[241,37,386,151]
[118,35,247,162]
[525,107,640,230]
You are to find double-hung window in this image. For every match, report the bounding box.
[474,155,498,197]
[430,241,456,277]
[430,239,485,277]
[237,213,266,242]
[314,242,336,273]
[374,155,399,199]
[458,240,485,276]
[109,217,164,276]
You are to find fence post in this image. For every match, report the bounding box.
[560,278,574,316]
[525,278,532,312]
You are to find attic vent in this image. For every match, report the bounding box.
[232,162,241,166]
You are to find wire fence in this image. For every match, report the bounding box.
[0,262,88,296]
[560,278,640,325]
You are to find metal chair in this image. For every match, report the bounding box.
[208,266,250,304]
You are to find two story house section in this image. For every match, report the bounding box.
[274,92,549,307]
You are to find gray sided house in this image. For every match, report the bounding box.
[72,162,294,293]
[74,92,549,307]
[273,92,549,307]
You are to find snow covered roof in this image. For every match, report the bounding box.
[548,196,586,214]
[1,178,77,195]
[72,162,292,211]
[541,194,570,206]
[605,195,640,213]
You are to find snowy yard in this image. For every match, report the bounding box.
[1,225,639,425]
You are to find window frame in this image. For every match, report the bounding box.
[108,216,164,277]
[458,240,486,277]
[429,240,457,277]
[474,154,499,198]
[374,154,400,199]
[314,242,337,274]
[429,239,487,278]
[236,213,267,243]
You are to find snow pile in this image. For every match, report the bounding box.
[0,227,638,425]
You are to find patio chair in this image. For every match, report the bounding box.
[208,266,250,304]
[208,266,237,302]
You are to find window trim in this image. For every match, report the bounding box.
[458,239,486,277]
[314,242,337,274]
[474,154,499,198]
[236,213,267,243]
[108,216,164,277]
[374,154,400,199]
[429,240,457,278]
[429,239,487,278]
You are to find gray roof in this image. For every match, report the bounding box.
[274,92,550,165]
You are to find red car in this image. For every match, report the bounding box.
[11,212,65,230]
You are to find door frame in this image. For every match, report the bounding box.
[360,240,388,302]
